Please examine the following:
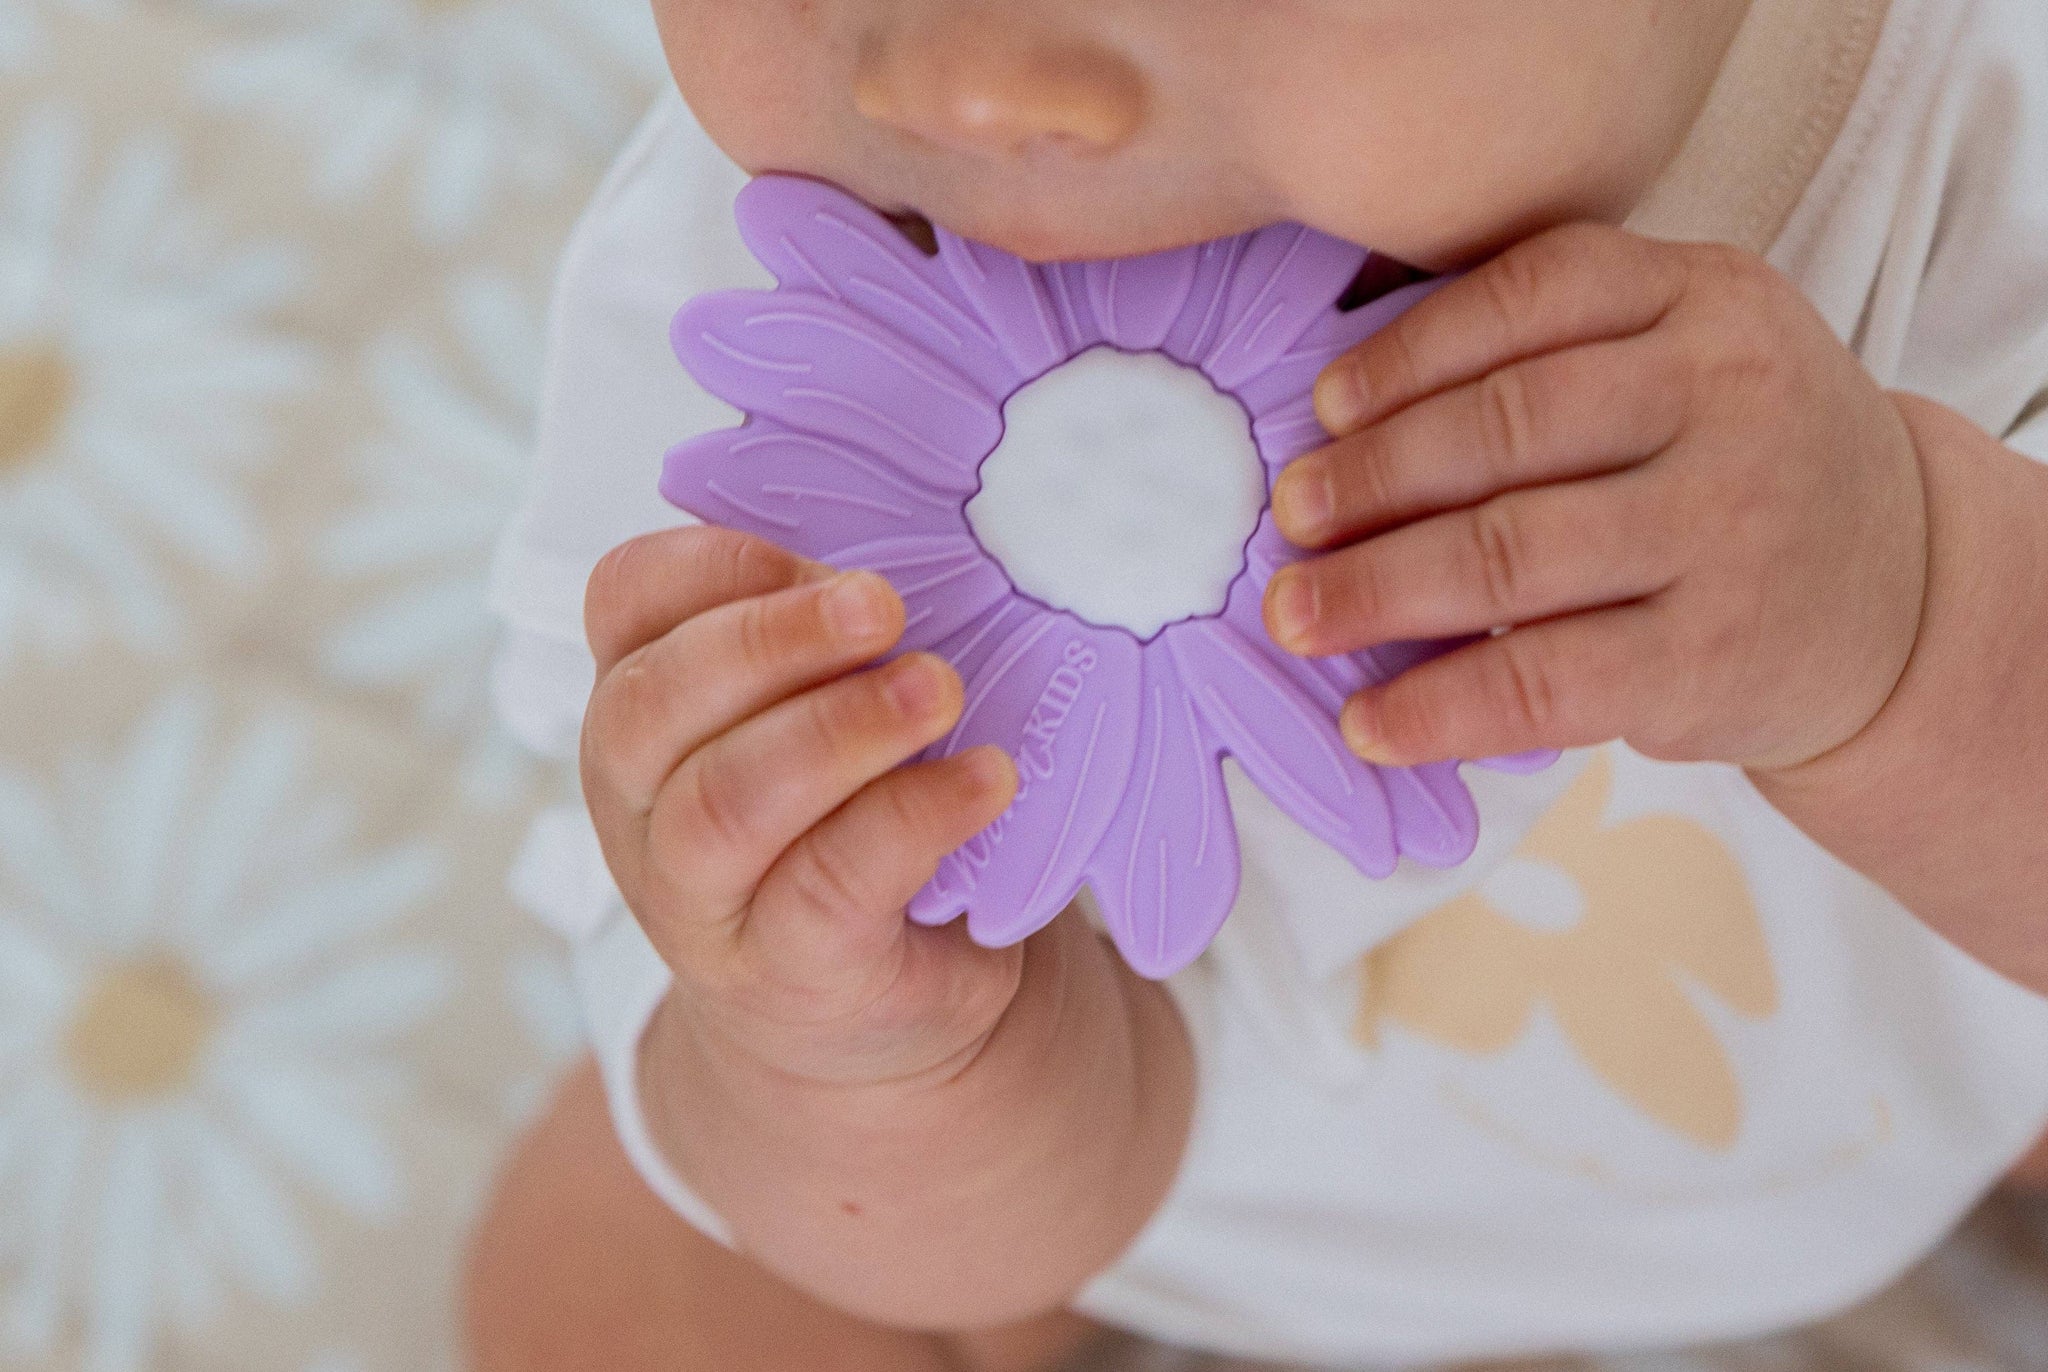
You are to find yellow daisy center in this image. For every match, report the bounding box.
[64,957,219,1103]
[0,340,75,473]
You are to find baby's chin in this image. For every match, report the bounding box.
[929,212,1224,265]
[799,160,1276,264]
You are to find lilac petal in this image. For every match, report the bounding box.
[1201,225,1369,392]
[1040,262,1105,354]
[918,598,1044,691]
[672,290,1000,494]
[1261,634,1478,868]
[1235,276,1447,419]
[1087,648,1241,980]
[909,616,1143,948]
[1212,536,1474,872]
[831,534,1014,654]
[662,422,966,557]
[1242,279,1451,469]
[1167,615,1398,880]
[732,177,1022,402]
[1083,248,1203,354]
[1249,399,1334,471]
[1225,521,1517,860]
[1237,306,1388,468]
[935,231,1069,382]
[903,595,1056,765]
[1161,237,1251,366]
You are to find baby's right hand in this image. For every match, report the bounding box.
[579,525,1025,1090]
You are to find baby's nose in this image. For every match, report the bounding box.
[854,11,1146,159]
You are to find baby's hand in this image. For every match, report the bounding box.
[579,526,1024,1089]
[577,529,1191,1324]
[1266,225,1930,774]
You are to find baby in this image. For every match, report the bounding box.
[469,0,2048,1369]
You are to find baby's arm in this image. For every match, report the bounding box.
[579,524,1194,1331]
[1746,396,2048,995]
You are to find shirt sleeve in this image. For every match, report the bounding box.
[487,90,767,655]
[487,91,766,1243]
[1890,0,2048,442]
[2008,395,2048,465]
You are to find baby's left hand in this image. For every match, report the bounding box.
[1265,224,1931,775]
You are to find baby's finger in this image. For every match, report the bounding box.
[1314,224,1686,438]
[1265,466,1681,658]
[747,747,1019,986]
[585,570,906,815]
[640,654,965,951]
[585,525,832,675]
[1275,334,1687,549]
[1338,601,1667,766]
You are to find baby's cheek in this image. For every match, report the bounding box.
[654,0,836,175]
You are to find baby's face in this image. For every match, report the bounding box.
[654,0,1746,269]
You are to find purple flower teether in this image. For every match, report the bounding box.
[664,175,1552,979]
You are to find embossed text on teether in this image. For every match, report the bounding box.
[960,640,1098,872]
[1017,640,1099,782]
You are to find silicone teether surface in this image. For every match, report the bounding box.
[663,175,1552,979]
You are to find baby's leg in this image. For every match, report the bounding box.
[2006,1129,2048,1193]
[466,1058,1108,1372]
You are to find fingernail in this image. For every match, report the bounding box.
[1264,568,1321,651]
[1341,699,1400,766]
[823,572,894,644]
[1315,363,1369,436]
[963,746,1018,798]
[886,655,948,720]
[1274,460,1334,544]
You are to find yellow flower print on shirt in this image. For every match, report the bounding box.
[1358,751,1778,1151]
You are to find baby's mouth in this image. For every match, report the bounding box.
[878,200,1432,308]
[884,207,940,256]
[1338,253,1435,312]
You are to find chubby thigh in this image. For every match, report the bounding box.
[465,1059,1110,1372]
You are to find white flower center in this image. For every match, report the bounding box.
[967,348,1266,640]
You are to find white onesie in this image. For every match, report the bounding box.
[488,0,2048,1363]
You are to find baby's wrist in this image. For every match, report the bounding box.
[633,927,1060,1196]
[1744,391,1936,784]
[1747,395,2048,988]
[1747,394,1982,791]
[636,981,980,1168]
[632,920,1194,1327]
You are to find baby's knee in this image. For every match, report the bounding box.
[462,1059,654,1371]
[461,1060,745,1371]
[463,1179,557,1372]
